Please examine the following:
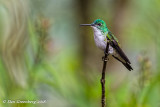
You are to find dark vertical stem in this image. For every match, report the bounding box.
[101,41,110,107]
[76,0,91,67]
[112,0,129,36]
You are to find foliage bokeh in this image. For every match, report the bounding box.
[0,0,160,107]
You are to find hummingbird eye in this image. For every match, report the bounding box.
[97,23,102,26]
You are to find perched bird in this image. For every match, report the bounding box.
[80,19,133,71]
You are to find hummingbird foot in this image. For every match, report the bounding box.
[102,56,109,61]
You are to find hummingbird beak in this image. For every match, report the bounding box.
[80,24,94,26]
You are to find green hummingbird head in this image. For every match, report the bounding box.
[80,19,108,34]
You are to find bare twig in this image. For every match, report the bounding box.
[101,41,110,107]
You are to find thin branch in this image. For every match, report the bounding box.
[101,41,110,107]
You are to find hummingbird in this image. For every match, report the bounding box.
[80,19,133,71]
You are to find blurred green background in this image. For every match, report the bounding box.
[0,0,160,107]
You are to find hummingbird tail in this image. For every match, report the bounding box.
[112,55,133,71]
[122,62,133,71]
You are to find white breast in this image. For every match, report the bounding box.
[92,26,114,54]
[92,27,107,50]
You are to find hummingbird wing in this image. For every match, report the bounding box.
[107,31,131,64]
